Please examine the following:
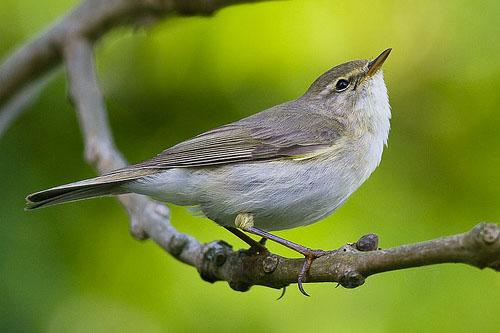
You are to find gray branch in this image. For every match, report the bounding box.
[0,0,270,120]
[1,0,499,294]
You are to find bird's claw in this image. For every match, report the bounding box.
[297,249,328,296]
[277,286,287,300]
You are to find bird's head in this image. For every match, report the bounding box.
[305,49,392,130]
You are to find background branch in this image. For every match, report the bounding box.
[0,0,269,123]
[1,0,498,293]
[63,37,203,266]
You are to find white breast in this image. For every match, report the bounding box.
[353,71,391,182]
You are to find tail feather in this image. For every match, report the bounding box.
[25,168,158,210]
[26,182,127,210]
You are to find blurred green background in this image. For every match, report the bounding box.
[1,0,499,332]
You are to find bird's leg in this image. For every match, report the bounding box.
[223,226,268,254]
[234,213,327,296]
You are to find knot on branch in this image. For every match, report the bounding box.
[475,222,500,245]
[262,254,279,273]
[470,222,500,270]
[355,233,379,251]
[339,270,365,288]
[226,251,284,292]
[334,234,380,288]
[198,240,233,283]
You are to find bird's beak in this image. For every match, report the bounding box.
[367,48,392,77]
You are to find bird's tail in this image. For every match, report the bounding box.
[25,168,157,210]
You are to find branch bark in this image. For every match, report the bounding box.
[199,223,500,291]
[1,0,499,294]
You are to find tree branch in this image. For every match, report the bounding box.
[199,222,500,291]
[0,0,270,122]
[1,0,499,294]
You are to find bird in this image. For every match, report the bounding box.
[26,49,392,295]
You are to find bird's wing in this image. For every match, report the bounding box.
[119,109,344,170]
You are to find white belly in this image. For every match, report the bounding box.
[192,150,371,231]
[128,137,383,231]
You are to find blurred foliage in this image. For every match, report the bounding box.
[1,0,500,332]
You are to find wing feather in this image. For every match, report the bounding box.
[120,105,345,170]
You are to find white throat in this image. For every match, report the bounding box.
[354,70,391,178]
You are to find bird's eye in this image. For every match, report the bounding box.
[335,78,350,92]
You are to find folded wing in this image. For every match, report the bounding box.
[121,109,344,170]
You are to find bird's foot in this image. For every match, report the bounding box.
[233,212,328,296]
[297,248,328,296]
